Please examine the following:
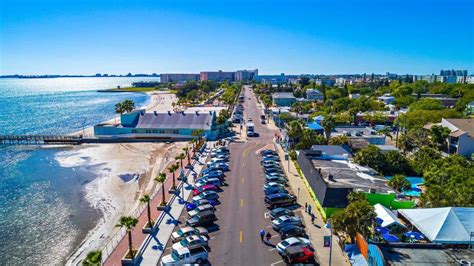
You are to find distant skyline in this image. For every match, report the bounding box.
[0,0,473,75]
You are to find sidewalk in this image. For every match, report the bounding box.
[273,137,349,266]
[103,148,197,266]
[139,149,208,265]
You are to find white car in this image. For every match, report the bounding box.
[172,235,209,251]
[170,226,208,242]
[161,246,208,265]
[276,237,313,255]
[272,215,303,231]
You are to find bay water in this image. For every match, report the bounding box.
[0,77,156,265]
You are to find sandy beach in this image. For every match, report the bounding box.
[64,91,185,264]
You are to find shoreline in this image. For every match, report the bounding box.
[65,90,181,264]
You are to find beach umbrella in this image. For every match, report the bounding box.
[404,231,424,240]
[382,233,400,243]
[375,226,390,235]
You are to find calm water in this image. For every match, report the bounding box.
[0,77,157,265]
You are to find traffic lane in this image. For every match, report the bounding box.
[206,141,245,265]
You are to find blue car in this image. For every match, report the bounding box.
[264,187,288,195]
[186,199,218,211]
[200,169,223,176]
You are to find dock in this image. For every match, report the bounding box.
[0,135,83,145]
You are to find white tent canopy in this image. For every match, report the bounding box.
[398,207,474,244]
[374,203,405,228]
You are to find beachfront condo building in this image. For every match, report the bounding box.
[160,73,200,83]
[94,110,228,141]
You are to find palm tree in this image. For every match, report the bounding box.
[115,102,125,115]
[286,119,305,148]
[176,153,186,170]
[168,164,179,190]
[122,99,135,113]
[192,129,205,147]
[83,250,102,266]
[140,195,153,228]
[190,139,197,155]
[183,147,191,165]
[116,216,139,259]
[321,115,336,144]
[155,173,167,206]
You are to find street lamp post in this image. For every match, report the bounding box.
[297,187,300,202]
[325,219,333,266]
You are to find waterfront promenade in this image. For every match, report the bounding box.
[102,146,199,266]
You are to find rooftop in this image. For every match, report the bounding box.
[380,247,474,265]
[128,111,214,130]
[444,118,474,137]
[272,92,296,99]
[310,145,352,158]
[311,158,391,192]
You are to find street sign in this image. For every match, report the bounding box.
[324,236,331,247]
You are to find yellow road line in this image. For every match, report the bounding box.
[241,199,244,207]
[241,177,244,184]
[240,230,243,244]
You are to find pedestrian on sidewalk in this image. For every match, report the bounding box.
[308,204,312,215]
[259,229,265,242]
[266,232,272,243]
[304,202,308,213]
[311,213,315,225]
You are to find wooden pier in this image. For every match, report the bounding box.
[0,135,83,145]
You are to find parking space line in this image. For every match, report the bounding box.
[240,230,243,244]
[268,248,276,252]
[241,177,244,183]
[240,199,244,207]
[266,225,272,229]
[270,260,284,266]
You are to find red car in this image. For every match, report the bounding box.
[192,184,218,196]
[283,246,315,264]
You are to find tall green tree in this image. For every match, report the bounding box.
[321,115,336,143]
[430,125,451,150]
[332,196,376,243]
[140,195,153,228]
[388,174,411,192]
[168,164,179,190]
[83,250,102,266]
[409,146,441,175]
[353,145,386,173]
[155,172,167,206]
[116,216,139,259]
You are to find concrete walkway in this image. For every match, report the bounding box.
[139,148,209,265]
[103,147,199,266]
[273,138,350,266]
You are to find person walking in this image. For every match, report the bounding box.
[304,202,308,213]
[259,229,265,242]
[308,204,312,215]
[266,232,272,243]
[311,213,315,225]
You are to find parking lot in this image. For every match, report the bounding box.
[159,86,319,265]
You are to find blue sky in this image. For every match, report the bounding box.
[1,0,473,75]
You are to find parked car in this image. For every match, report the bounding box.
[211,147,229,153]
[207,158,227,166]
[192,190,219,202]
[269,207,295,219]
[261,161,280,168]
[262,154,280,161]
[272,215,303,231]
[195,178,222,188]
[172,235,209,251]
[260,149,278,156]
[160,246,209,265]
[186,199,218,211]
[263,182,285,191]
[279,224,307,239]
[188,204,216,217]
[208,162,229,172]
[265,175,287,185]
[200,171,224,180]
[264,186,288,196]
[264,167,283,175]
[265,193,297,209]
[276,237,313,255]
[171,226,209,242]
[200,169,223,177]
[211,154,229,161]
[187,211,217,227]
[282,246,315,264]
[192,185,218,196]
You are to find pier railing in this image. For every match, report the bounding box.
[0,134,83,145]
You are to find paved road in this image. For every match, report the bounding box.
[206,86,285,265]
